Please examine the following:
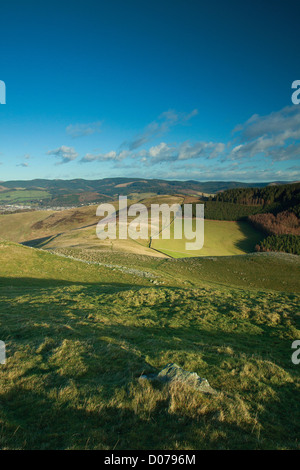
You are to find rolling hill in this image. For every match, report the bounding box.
[0,178,294,208]
[0,183,299,450]
[0,240,299,449]
[0,196,264,258]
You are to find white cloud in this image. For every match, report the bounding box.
[234,106,300,140]
[16,153,31,167]
[177,141,225,160]
[146,165,300,183]
[51,105,300,182]
[123,109,198,150]
[135,140,225,164]
[229,106,300,162]
[47,146,79,164]
[81,150,129,163]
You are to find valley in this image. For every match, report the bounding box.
[0,181,299,450]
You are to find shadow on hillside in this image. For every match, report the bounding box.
[234,221,264,252]
[0,275,148,290]
[0,383,258,450]
[21,234,62,248]
[1,379,298,450]
[0,276,294,359]
[0,315,297,449]
[0,278,298,449]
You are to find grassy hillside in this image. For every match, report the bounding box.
[0,210,56,242]
[0,205,101,244]
[39,226,165,257]
[152,219,263,258]
[0,241,299,450]
[51,247,300,293]
[0,204,166,257]
[0,200,264,258]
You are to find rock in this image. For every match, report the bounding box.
[141,363,217,395]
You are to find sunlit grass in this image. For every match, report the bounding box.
[152,219,263,257]
[0,241,299,449]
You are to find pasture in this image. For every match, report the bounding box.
[152,219,263,258]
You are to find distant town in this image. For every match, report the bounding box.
[0,203,95,214]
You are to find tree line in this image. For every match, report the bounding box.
[213,182,300,216]
[255,234,300,255]
[188,183,300,255]
[249,211,300,236]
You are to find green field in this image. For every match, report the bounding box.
[0,201,265,259]
[39,218,263,259]
[152,219,263,258]
[0,240,299,450]
[0,190,51,203]
[0,195,299,450]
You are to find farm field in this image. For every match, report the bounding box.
[0,201,264,259]
[152,219,263,258]
[0,189,51,203]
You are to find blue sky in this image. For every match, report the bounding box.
[0,0,300,182]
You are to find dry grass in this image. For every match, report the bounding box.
[0,241,299,449]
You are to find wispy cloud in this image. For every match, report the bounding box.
[50,106,300,182]
[81,150,130,163]
[142,163,300,183]
[47,146,79,164]
[16,154,31,167]
[229,106,300,162]
[66,121,103,138]
[123,109,198,150]
[80,139,225,166]
[137,141,225,165]
[16,162,29,167]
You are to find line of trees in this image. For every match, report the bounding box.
[255,234,300,255]
[249,211,300,236]
[213,183,300,255]
[188,183,300,255]
[199,201,262,220]
[214,182,300,216]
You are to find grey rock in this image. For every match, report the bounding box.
[141,363,217,395]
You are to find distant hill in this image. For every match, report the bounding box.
[0,178,294,207]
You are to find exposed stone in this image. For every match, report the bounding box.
[140,363,217,395]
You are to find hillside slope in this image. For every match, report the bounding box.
[0,241,299,449]
[0,178,291,208]
[0,198,264,258]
